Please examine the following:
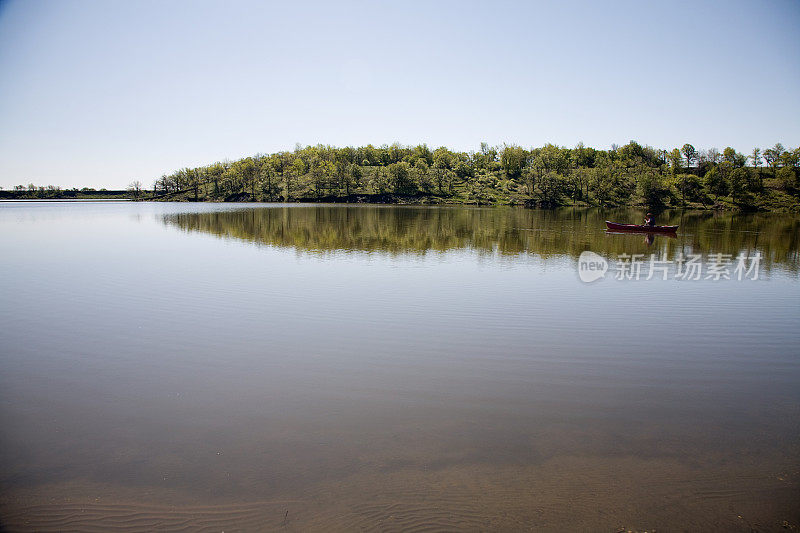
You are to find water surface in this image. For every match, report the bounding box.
[1,202,798,531]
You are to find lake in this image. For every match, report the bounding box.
[1,202,798,532]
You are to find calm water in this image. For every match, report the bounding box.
[1,202,798,532]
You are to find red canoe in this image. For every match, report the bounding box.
[605,221,679,233]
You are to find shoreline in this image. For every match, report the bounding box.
[1,193,797,212]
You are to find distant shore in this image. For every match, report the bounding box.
[5,141,799,211]
[0,190,131,200]
[2,189,798,212]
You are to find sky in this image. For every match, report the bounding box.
[0,0,798,190]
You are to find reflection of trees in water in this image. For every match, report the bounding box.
[162,206,799,271]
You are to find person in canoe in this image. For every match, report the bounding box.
[644,212,656,227]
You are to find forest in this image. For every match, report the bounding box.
[6,141,800,211]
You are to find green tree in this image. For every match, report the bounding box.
[667,148,687,205]
[537,171,565,206]
[342,163,362,196]
[636,169,669,208]
[369,166,390,193]
[668,148,683,176]
[729,167,749,205]
[704,166,728,202]
[589,167,614,206]
[259,163,277,200]
[432,147,452,171]
[681,144,697,173]
[287,158,305,200]
[722,147,746,167]
[677,174,705,204]
[776,166,796,190]
[389,162,415,194]
[476,142,498,170]
[763,143,785,177]
[500,144,527,180]
[750,148,762,190]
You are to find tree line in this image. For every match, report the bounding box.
[6,141,799,209]
[0,184,125,200]
[146,141,798,210]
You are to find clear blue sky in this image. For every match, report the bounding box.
[1,0,798,189]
